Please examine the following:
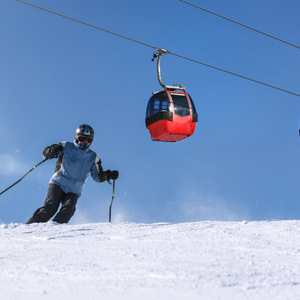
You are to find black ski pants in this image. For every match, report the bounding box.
[26,184,79,224]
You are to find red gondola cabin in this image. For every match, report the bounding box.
[145,89,198,142]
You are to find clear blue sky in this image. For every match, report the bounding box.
[1,0,300,224]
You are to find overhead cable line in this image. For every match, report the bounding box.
[17,0,300,98]
[17,0,156,50]
[167,51,300,97]
[180,0,300,50]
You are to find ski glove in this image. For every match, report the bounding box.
[105,170,119,181]
[47,144,64,159]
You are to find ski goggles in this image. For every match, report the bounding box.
[78,136,93,143]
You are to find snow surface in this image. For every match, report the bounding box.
[1,220,300,300]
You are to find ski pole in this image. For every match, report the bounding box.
[109,179,116,222]
[0,158,49,196]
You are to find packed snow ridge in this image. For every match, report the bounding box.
[0,220,300,300]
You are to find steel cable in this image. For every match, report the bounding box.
[17,0,300,97]
[180,0,300,50]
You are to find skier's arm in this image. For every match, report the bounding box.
[91,156,107,183]
[91,156,119,183]
[43,143,64,159]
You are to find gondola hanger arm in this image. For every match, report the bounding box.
[152,48,185,91]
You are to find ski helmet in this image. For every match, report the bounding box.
[74,124,94,148]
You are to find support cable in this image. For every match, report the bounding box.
[180,0,300,50]
[168,51,300,97]
[17,0,157,50]
[17,0,300,98]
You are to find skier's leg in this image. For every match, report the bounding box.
[25,184,64,224]
[52,193,78,224]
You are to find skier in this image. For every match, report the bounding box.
[26,124,119,224]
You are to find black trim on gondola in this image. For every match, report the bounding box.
[145,111,173,127]
[192,113,198,123]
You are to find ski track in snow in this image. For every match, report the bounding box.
[0,220,300,300]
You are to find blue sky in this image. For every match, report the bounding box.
[1,0,300,224]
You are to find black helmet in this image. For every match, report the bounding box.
[75,124,94,149]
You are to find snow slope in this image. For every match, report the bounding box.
[0,221,300,300]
